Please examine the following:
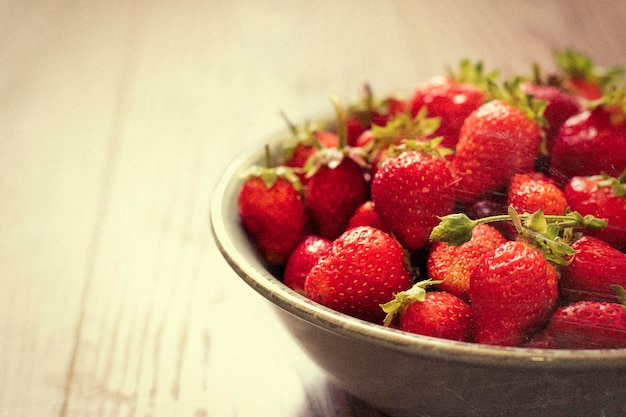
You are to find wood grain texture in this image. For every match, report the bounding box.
[1,1,625,416]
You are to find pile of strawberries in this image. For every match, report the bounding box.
[236,50,626,349]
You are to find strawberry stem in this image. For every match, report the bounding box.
[380,279,442,327]
[430,206,607,246]
[331,95,348,149]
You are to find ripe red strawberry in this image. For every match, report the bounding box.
[346,200,387,232]
[410,77,485,149]
[304,155,369,240]
[343,84,393,146]
[427,224,507,302]
[550,89,626,184]
[564,173,626,251]
[371,143,456,251]
[303,99,369,240]
[470,240,559,346]
[283,235,332,295]
[283,128,338,173]
[553,49,624,101]
[543,300,626,349]
[450,84,544,205]
[237,163,309,266]
[304,226,413,323]
[520,82,581,174]
[382,281,472,342]
[560,236,626,303]
[507,172,568,217]
[520,83,581,153]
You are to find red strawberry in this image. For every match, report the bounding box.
[470,240,559,346]
[304,155,369,240]
[237,162,309,266]
[343,84,392,146]
[410,77,485,149]
[283,235,332,295]
[521,83,581,152]
[544,300,626,349]
[304,226,413,323]
[303,99,369,240]
[560,236,626,303]
[371,142,456,251]
[382,281,472,342]
[564,173,626,251]
[507,172,568,217]
[554,49,624,101]
[280,114,338,172]
[427,224,507,302]
[450,83,544,205]
[550,89,626,184]
[346,200,386,232]
[520,82,581,174]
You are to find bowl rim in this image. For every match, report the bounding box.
[210,125,626,370]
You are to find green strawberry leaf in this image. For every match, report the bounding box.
[429,213,478,246]
[555,49,625,90]
[611,285,626,310]
[381,279,443,327]
[241,145,302,190]
[487,78,548,129]
[447,59,499,92]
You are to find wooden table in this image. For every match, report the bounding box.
[1,1,625,416]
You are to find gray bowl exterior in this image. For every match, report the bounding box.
[210,132,626,417]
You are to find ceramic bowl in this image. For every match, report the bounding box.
[210,129,626,417]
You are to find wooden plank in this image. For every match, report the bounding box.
[0,1,134,416]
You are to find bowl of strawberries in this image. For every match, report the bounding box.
[211,50,626,417]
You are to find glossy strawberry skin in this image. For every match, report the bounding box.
[371,151,456,251]
[451,99,542,205]
[520,83,581,153]
[346,200,386,233]
[507,172,568,216]
[285,131,339,170]
[304,226,413,323]
[410,77,485,149]
[238,176,309,266]
[550,107,626,185]
[427,224,506,302]
[304,158,369,240]
[283,235,332,295]
[564,175,626,251]
[560,236,626,303]
[545,301,626,349]
[470,240,559,347]
[398,291,472,342]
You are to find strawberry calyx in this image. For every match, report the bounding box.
[279,112,328,161]
[430,206,607,266]
[555,49,625,94]
[612,285,626,311]
[589,87,626,126]
[384,137,454,160]
[346,83,388,127]
[486,78,548,128]
[380,279,443,327]
[300,96,369,177]
[446,59,499,93]
[241,145,303,191]
[363,107,441,161]
[595,170,626,197]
